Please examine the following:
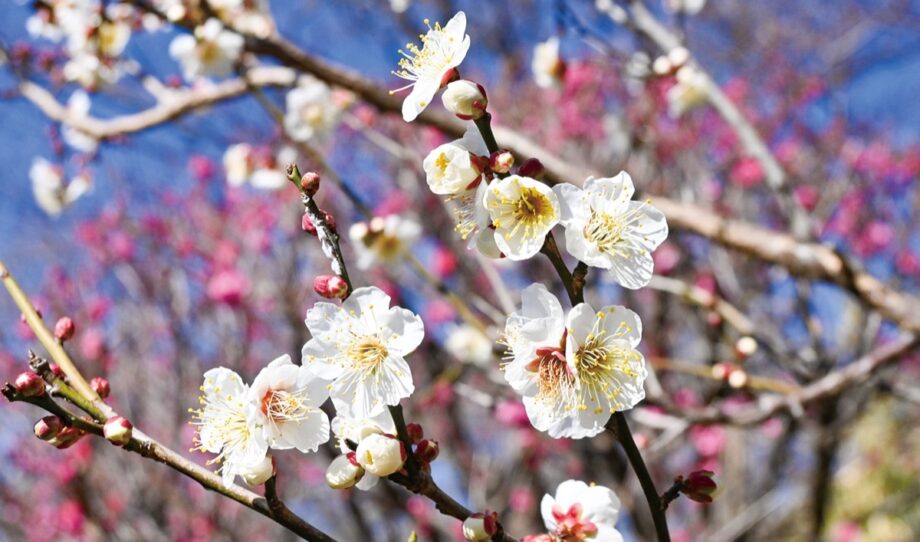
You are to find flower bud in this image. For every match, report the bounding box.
[521,535,554,542]
[735,336,758,358]
[54,317,76,341]
[300,171,321,197]
[49,363,64,379]
[517,158,545,179]
[103,416,133,446]
[681,470,717,503]
[34,416,64,441]
[302,214,317,235]
[313,275,349,299]
[415,439,440,463]
[241,455,275,486]
[90,377,111,399]
[50,427,85,449]
[14,371,45,397]
[442,80,488,120]
[489,151,514,174]
[462,511,498,541]
[326,453,366,489]
[727,368,749,389]
[355,433,406,477]
[406,422,424,444]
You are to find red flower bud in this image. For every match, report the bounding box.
[313,275,349,299]
[300,171,321,197]
[104,416,133,446]
[302,214,317,235]
[681,470,717,503]
[34,416,64,441]
[14,371,45,397]
[49,363,64,379]
[50,427,85,449]
[90,377,111,399]
[517,158,545,179]
[406,422,424,444]
[415,439,440,463]
[489,151,514,174]
[54,317,76,341]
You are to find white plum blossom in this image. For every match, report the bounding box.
[191,367,269,487]
[330,409,397,490]
[284,77,341,143]
[326,454,365,489]
[485,175,560,260]
[239,455,274,486]
[502,285,648,439]
[392,11,470,122]
[355,433,405,477]
[302,286,424,418]
[441,79,488,120]
[667,65,708,117]
[423,126,487,195]
[30,158,90,216]
[61,90,98,153]
[169,19,244,80]
[445,324,494,366]
[349,215,422,269]
[554,172,668,289]
[532,36,565,88]
[446,180,502,258]
[540,480,624,542]
[221,143,288,190]
[248,354,331,453]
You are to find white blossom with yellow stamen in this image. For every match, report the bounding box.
[564,302,647,436]
[248,354,331,453]
[169,18,243,81]
[423,126,487,195]
[485,175,560,260]
[349,215,422,269]
[392,11,470,122]
[302,287,424,418]
[284,76,341,143]
[191,367,269,487]
[553,172,667,289]
[445,180,502,258]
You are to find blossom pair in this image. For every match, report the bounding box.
[192,355,330,486]
[503,284,647,439]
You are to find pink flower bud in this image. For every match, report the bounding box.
[681,470,717,503]
[406,422,424,444]
[415,439,440,463]
[49,363,64,379]
[313,275,349,299]
[489,151,514,174]
[54,317,76,341]
[103,416,133,446]
[34,416,64,441]
[300,171,321,197]
[90,377,110,399]
[14,371,45,397]
[462,511,498,541]
[521,535,554,542]
[302,214,317,235]
[50,427,85,449]
[517,158,545,179]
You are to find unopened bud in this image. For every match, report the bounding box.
[14,371,45,397]
[302,214,317,235]
[50,426,85,449]
[489,151,514,174]
[34,416,64,441]
[241,455,275,486]
[415,439,440,463]
[355,433,406,477]
[54,317,75,341]
[727,368,749,389]
[103,416,133,446]
[442,80,488,120]
[735,336,758,357]
[517,158,545,179]
[711,362,732,381]
[326,454,365,489]
[406,422,424,444]
[49,363,64,379]
[313,275,349,299]
[300,171,321,197]
[668,46,690,69]
[681,470,717,503]
[90,377,110,399]
[462,511,498,541]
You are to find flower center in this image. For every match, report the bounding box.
[434,152,450,175]
[260,389,311,423]
[492,183,556,242]
[573,313,643,414]
[582,203,648,256]
[348,336,389,373]
[552,503,598,541]
[301,104,325,126]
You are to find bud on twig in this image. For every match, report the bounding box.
[489,151,514,174]
[517,158,545,179]
[442,80,488,120]
[14,371,45,397]
[34,416,64,441]
[681,470,717,503]
[313,275,349,299]
[90,377,110,399]
[49,426,85,449]
[326,453,365,489]
[406,422,424,444]
[415,439,439,463]
[300,171,321,197]
[104,416,133,446]
[241,455,275,486]
[355,434,406,477]
[54,316,75,341]
[462,511,498,541]
[302,214,317,235]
